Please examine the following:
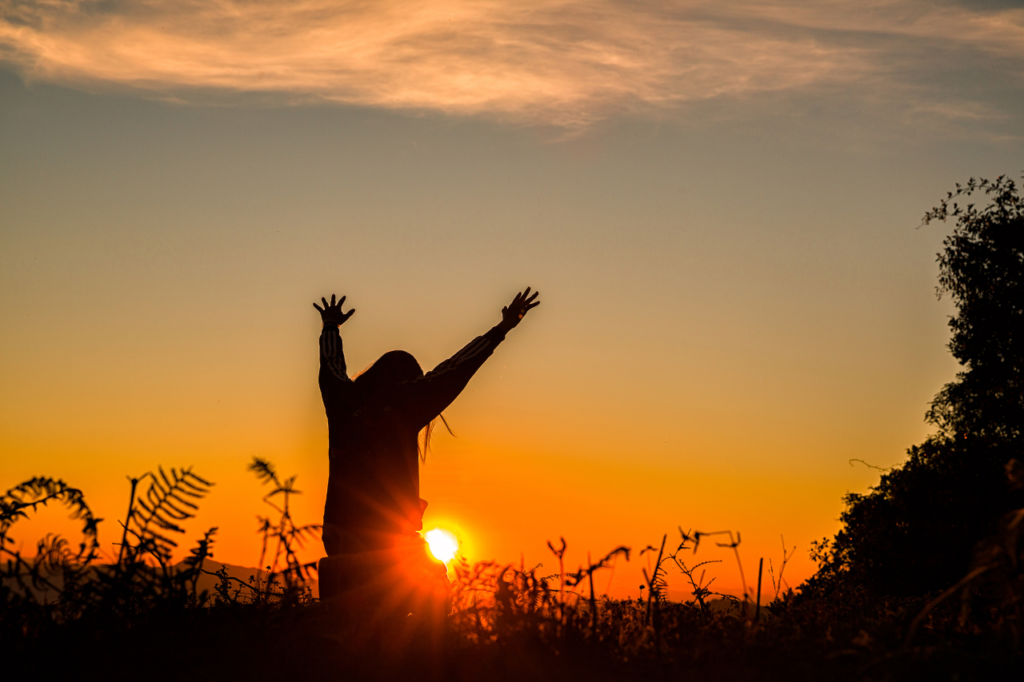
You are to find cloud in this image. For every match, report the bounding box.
[1,0,1022,127]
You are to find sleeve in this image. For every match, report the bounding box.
[399,325,507,428]
[319,326,357,413]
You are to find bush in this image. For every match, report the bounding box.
[807,175,1024,601]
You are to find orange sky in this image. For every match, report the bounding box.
[3,0,1024,600]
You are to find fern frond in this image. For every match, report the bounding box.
[150,512,184,532]
[158,466,174,493]
[248,458,279,487]
[0,477,100,563]
[122,466,213,562]
[145,529,179,549]
[167,494,199,511]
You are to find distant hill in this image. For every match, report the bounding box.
[3,559,319,601]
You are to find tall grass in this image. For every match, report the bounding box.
[2,460,1022,681]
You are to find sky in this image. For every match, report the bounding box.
[2,0,1023,600]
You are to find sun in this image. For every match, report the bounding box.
[424,528,459,563]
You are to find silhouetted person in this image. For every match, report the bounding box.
[314,288,540,615]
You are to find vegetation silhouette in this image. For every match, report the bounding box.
[5,463,1020,681]
[806,175,1024,603]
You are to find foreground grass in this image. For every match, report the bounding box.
[3,465,1022,681]
[4,579,1020,682]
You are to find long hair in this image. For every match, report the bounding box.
[355,350,451,462]
[354,350,423,389]
[418,414,455,463]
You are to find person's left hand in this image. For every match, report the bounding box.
[314,294,355,327]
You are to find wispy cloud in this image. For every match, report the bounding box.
[1,0,1022,126]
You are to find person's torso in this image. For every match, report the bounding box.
[323,397,423,537]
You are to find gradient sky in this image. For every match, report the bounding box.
[2,0,1023,599]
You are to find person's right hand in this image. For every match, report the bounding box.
[499,287,540,332]
[314,294,355,327]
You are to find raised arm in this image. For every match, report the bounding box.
[402,288,540,427]
[314,294,357,412]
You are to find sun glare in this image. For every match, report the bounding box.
[424,528,459,563]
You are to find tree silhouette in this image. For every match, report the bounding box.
[807,175,1024,599]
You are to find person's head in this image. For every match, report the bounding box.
[355,350,434,461]
[354,350,423,393]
